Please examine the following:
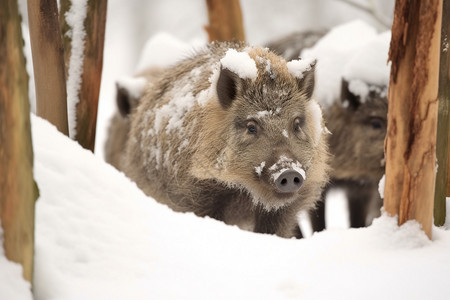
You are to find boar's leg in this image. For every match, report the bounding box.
[253,206,294,237]
[308,199,326,232]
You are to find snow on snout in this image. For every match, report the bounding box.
[254,161,266,176]
[268,156,306,182]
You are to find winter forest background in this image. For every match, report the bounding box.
[2,0,450,299]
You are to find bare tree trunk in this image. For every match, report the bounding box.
[61,0,107,151]
[205,0,245,42]
[75,0,108,152]
[384,0,442,238]
[59,0,71,79]
[0,0,39,283]
[28,0,69,135]
[434,0,449,225]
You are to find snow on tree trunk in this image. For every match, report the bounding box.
[0,0,39,283]
[62,0,107,151]
[27,0,69,135]
[205,0,246,42]
[434,0,449,226]
[384,0,442,238]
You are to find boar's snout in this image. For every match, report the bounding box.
[274,170,304,193]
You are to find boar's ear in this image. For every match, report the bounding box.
[296,59,316,99]
[116,84,138,118]
[340,79,360,110]
[216,66,241,109]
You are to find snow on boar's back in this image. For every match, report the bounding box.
[106,42,329,238]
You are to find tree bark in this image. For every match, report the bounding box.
[205,0,245,42]
[434,0,449,225]
[74,0,108,152]
[28,0,69,135]
[59,0,71,79]
[384,0,442,238]
[0,0,39,283]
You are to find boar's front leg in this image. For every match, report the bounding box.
[254,206,296,238]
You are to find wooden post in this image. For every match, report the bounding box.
[74,0,108,152]
[61,0,107,151]
[384,0,442,238]
[0,0,39,283]
[205,0,246,42]
[434,0,449,225]
[59,0,71,79]
[28,0,69,135]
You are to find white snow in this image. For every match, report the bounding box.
[2,115,450,299]
[378,174,386,199]
[343,31,391,87]
[301,20,389,109]
[255,161,266,176]
[325,188,350,230]
[220,49,258,80]
[248,108,282,119]
[65,0,88,139]
[286,58,316,79]
[116,76,147,99]
[135,32,193,72]
[0,223,33,300]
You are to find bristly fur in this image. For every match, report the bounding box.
[105,42,329,238]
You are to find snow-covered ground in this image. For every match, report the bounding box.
[2,116,450,300]
[3,0,450,299]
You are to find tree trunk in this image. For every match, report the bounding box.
[384,0,442,238]
[434,0,449,225]
[59,0,71,79]
[27,0,69,135]
[205,0,245,42]
[0,0,39,283]
[74,0,108,152]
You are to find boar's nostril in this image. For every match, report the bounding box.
[275,170,304,193]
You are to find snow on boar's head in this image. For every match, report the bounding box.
[192,47,329,211]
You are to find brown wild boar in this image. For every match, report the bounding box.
[105,42,329,238]
[312,80,387,230]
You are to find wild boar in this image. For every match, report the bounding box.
[105,42,329,238]
[312,79,387,231]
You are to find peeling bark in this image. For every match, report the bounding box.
[384,0,442,238]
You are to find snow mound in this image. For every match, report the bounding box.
[0,115,446,299]
[220,49,258,80]
[135,32,194,72]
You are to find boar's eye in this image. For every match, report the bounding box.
[247,121,258,135]
[369,117,385,130]
[294,117,304,132]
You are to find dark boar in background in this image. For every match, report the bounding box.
[267,30,388,232]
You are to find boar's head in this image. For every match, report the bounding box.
[195,48,329,211]
[326,79,387,183]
